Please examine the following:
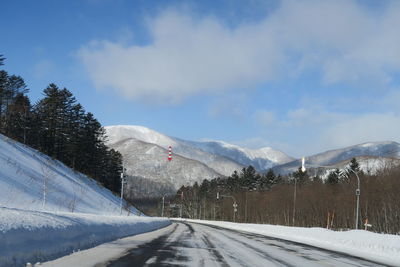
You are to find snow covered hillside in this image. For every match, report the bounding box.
[178,138,293,171]
[105,125,244,176]
[105,125,293,173]
[308,156,400,180]
[0,133,135,214]
[110,138,222,193]
[0,134,171,266]
[273,141,400,175]
[105,124,294,189]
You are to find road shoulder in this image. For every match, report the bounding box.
[41,223,176,267]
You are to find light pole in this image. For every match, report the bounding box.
[292,173,297,226]
[293,157,306,226]
[217,192,238,222]
[347,168,361,230]
[120,163,126,215]
[161,195,166,217]
[302,158,361,230]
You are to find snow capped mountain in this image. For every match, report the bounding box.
[109,138,221,193]
[0,134,137,215]
[273,141,400,175]
[106,125,244,176]
[178,139,293,171]
[106,125,178,148]
[105,125,293,174]
[106,125,400,191]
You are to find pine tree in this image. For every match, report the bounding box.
[349,158,360,173]
[326,169,340,185]
[265,169,276,186]
[293,167,309,185]
[0,55,5,66]
[240,166,257,190]
[4,93,31,143]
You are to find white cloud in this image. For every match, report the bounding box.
[321,112,400,149]
[251,96,400,156]
[78,1,400,104]
[208,94,249,119]
[254,110,276,126]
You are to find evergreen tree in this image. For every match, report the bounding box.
[0,61,123,195]
[199,179,210,198]
[349,157,360,173]
[265,169,276,187]
[4,93,31,143]
[0,71,29,135]
[293,167,309,185]
[326,169,340,185]
[240,166,258,190]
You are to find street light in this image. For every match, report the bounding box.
[342,168,361,230]
[292,157,306,226]
[120,163,126,215]
[302,158,361,230]
[161,194,167,217]
[217,192,238,222]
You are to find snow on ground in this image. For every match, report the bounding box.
[0,207,170,267]
[0,134,171,266]
[0,134,135,214]
[180,219,400,266]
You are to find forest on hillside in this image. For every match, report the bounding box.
[0,55,123,194]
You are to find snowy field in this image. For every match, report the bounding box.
[0,207,170,266]
[179,219,400,266]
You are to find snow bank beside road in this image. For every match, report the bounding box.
[182,219,400,266]
[0,207,170,267]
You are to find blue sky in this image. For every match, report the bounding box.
[1,0,400,157]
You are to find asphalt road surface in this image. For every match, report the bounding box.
[106,222,384,267]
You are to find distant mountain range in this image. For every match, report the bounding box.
[105,125,293,175]
[272,141,400,175]
[105,125,400,196]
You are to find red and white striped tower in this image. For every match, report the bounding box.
[168,146,172,162]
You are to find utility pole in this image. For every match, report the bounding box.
[347,168,361,230]
[293,157,305,226]
[292,175,297,226]
[180,191,183,218]
[161,195,165,217]
[120,172,124,215]
[301,157,361,230]
[217,192,238,222]
[120,163,125,215]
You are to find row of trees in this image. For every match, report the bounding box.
[169,159,400,234]
[0,55,122,194]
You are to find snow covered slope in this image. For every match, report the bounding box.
[273,141,400,175]
[105,125,243,177]
[110,138,222,192]
[0,133,135,215]
[179,139,293,171]
[105,125,292,174]
[0,134,171,266]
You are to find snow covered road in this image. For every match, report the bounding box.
[106,222,383,267]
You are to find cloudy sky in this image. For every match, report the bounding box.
[2,0,400,157]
